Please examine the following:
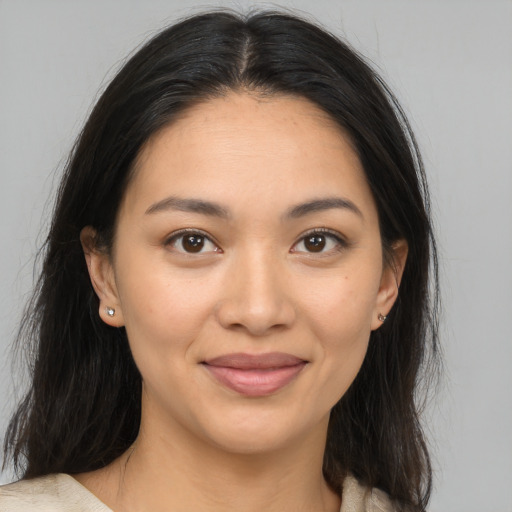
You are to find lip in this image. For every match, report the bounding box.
[202,352,307,397]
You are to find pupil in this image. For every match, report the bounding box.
[305,235,326,252]
[183,235,204,253]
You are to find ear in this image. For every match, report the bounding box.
[371,239,408,331]
[80,226,124,327]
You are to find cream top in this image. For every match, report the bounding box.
[0,473,394,511]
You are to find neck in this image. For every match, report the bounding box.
[79,407,340,512]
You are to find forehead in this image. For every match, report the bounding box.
[122,92,376,221]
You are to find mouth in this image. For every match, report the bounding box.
[201,352,308,397]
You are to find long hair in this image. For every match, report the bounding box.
[3,10,440,511]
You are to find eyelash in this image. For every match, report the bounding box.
[291,228,348,255]
[164,228,222,255]
[164,227,348,255]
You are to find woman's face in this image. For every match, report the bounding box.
[86,92,402,455]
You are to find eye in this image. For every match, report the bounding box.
[291,229,346,254]
[166,230,220,254]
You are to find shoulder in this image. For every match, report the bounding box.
[341,475,396,512]
[0,474,112,512]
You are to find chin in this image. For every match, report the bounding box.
[209,430,296,456]
[195,405,320,457]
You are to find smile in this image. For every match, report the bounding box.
[202,352,308,397]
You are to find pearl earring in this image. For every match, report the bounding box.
[378,313,387,322]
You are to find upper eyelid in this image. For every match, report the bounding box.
[165,228,219,245]
[290,228,349,254]
[164,229,223,256]
[295,227,347,243]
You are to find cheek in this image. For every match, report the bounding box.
[116,266,221,416]
[115,257,221,365]
[305,268,380,342]
[299,268,380,397]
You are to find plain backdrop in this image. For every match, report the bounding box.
[1,1,511,511]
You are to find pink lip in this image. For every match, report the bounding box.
[202,352,307,397]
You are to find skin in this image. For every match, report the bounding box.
[78,92,407,512]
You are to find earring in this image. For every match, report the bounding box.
[106,307,115,317]
[378,313,387,322]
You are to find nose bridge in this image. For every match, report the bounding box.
[240,245,281,304]
[216,242,295,335]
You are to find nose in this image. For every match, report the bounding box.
[214,249,296,336]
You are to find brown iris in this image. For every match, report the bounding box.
[304,234,326,252]
[182,234,205,253]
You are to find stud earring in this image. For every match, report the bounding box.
[378,313,387,322]
[106,307,115,317]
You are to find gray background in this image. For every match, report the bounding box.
[1,1,511,511]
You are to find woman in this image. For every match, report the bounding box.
[0,10,439,512]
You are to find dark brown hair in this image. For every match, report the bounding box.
[3,10,440,511]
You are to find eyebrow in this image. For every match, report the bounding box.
[145,195,362,220]
[283,197,363,220]
[145,196,230,218]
